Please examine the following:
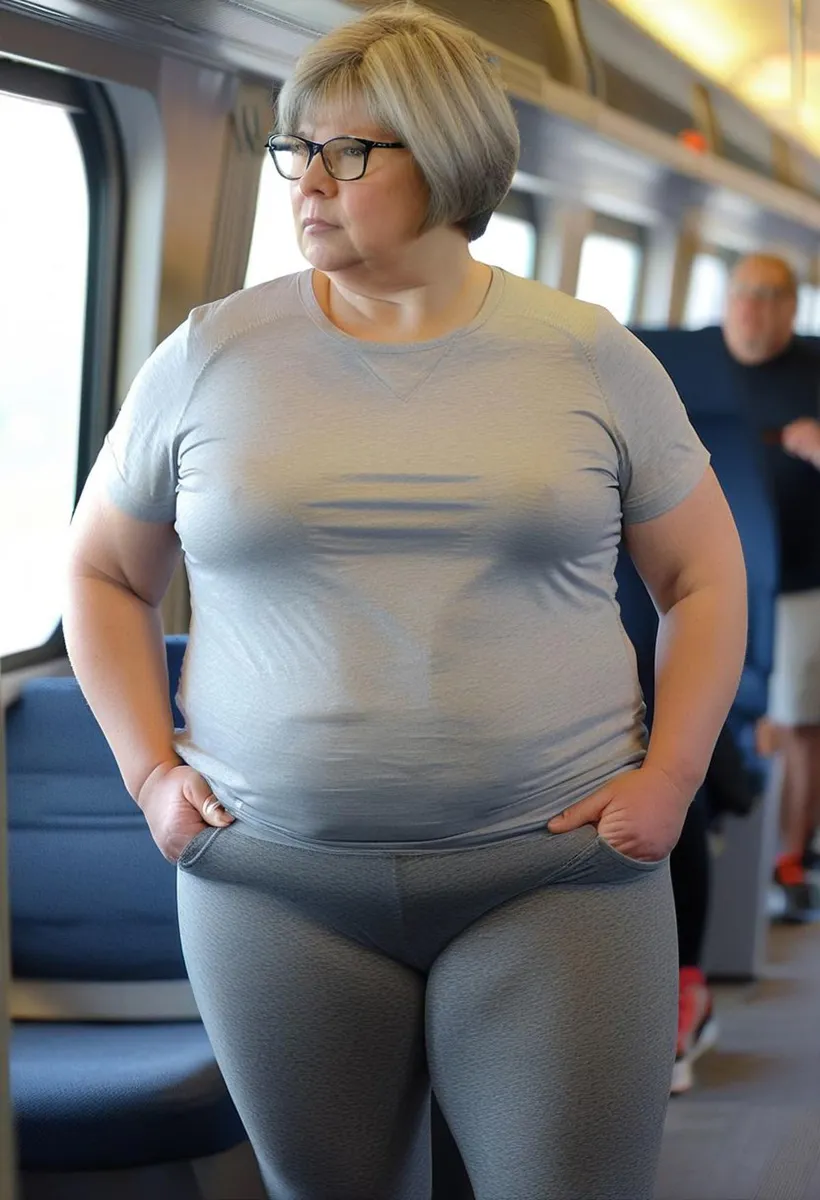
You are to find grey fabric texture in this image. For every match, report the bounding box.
[177,820,677,1200]
[99,268,708,851]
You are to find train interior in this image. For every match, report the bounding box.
[3,1,820,1197]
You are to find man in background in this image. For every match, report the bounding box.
[633,254,820,1091]
[722,255,820,919]
[645,254,820,917]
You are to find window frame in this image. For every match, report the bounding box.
[0,61,124,672]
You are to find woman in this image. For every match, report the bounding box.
[64,5,747,1198]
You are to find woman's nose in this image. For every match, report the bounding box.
[299,152,335,197]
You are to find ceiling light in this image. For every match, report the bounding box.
[740,56,793,106]
[741,54,820,109]
[604,0,751,76]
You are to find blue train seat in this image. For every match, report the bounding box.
[622,329,781,978]
[625,329,778,729]
[630,327,741,419]
[166,632,187,728]
[635,327,820,422]
[6,636,248,1174]
[616,406,778,743]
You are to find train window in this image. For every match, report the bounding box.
[0,65,122,669]
[575,234,642,324]
[244,154,309,287]
[684,254,729,329]
[471,213,537,278]
[0,95,88,661]
[796,285,820,336]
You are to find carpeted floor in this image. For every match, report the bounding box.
[656,922,820,1200]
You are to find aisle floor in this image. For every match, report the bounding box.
[657,922,820,1200]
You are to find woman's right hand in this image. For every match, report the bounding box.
[137,760,235,863]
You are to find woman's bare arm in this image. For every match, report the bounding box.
[624,466,748,796]
[549,467,747,859]
[63,463,183,800]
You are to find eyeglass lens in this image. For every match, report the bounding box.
[730,283,793,302]
[271,137,368,181]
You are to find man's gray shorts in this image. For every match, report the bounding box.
[769,588,820,726]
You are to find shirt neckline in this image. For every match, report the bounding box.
[297,265,506,355]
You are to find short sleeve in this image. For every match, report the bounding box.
[592,308,711,525]
[96,318,195,522]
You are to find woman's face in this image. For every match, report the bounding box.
[288,99,430,275]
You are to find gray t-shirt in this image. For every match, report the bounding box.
[100,268,709,851]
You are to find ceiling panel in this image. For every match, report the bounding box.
[806,0,820,45]
[601,0,820,154]
[0,0,356,76]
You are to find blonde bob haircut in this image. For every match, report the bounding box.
[275,2,520,241]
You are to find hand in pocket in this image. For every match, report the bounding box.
[137,761,234,863]
[547,765,691,863]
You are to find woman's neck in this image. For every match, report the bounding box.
[315,240,494,343]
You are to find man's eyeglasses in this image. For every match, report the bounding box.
[729,283,795,303]
[267,134,405,182]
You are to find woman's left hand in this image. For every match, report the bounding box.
[547,764,694,863]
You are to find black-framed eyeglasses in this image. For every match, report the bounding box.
[267,134,405,182]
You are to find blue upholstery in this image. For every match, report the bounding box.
[619,330,779,779]
[6,681,186,979]
[631,327,742,418]
[636,327,820,419]
[166,633,187,729]
[8,637,191,980]
[12,1023,243,1171]
[700,415,777,722]
[617,411,777,722]
[6,678,185,980]
[6,636,248,1170]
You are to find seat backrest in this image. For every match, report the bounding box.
[5,638,190,982]
[626,328,779,711]
[633,326,820,416]
[700,413,778,720]
[631,327,741,418]
[616,408,778,750]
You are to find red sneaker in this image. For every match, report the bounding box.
[775,853,806,887]
[774,854,820,923]
[671,967,718,1095]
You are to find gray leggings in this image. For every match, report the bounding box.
[177,820,677,1200]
